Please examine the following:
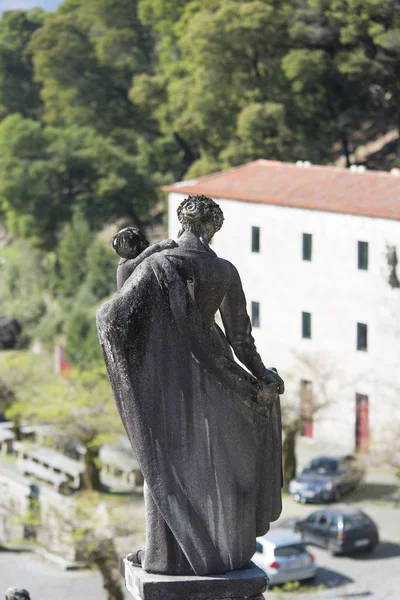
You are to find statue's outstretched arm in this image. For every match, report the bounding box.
[220,265,284,393]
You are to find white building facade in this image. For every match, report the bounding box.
[165,160,400,454]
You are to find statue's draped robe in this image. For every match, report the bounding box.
[97,246,282,576]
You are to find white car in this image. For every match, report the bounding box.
[252,529,317,586]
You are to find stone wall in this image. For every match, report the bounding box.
[0,466,81,561]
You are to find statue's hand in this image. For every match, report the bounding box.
[261,367,285,395]
[135,239,178,262]
[144,239,178,255]
[154,239,178,250]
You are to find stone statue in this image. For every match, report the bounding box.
[4,588,31,600]
[97,194,283,578]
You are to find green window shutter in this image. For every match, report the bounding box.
[302,312,311,339]
[303,233,312,261]
[358,241,368,270]
[251,301,260,328]
[357,323,368,351]
[251,227,260,252]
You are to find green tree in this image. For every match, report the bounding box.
[0,115,155,247]
[0,9,45,120]
[221,102,291,166]
[64,308,103,368]
[133,0,292,176]
[0,351,53,439]
[135,0,400,172]
[84,239,117,301]
[0,239,56,336]
[29,0,153,146]
[339,0,400,148]
[43,367,123,491]
[56,209,91,298]
[281,0,386,165]
[56,229,116,364]
[4,355,123,491]
[138,0,191,38]
[176,2,289,153]
[0,232,116,362]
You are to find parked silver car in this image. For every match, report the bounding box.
[252,529,317,586]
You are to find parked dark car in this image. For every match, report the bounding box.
[294,507,379,555]
[288,455,365,503]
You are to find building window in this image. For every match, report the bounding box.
[302,312,311,339]
[303,233,312,261]
[251,227,260,252]
[357,323,368,351]
[251,302,260,328]
[358,241,368,270]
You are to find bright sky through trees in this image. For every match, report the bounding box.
[0,0,60,14]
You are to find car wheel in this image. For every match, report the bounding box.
[332,488,341,503]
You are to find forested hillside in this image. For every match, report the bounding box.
[1,0,400,360]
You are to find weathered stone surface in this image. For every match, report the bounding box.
[5,587,31,600]
[97,195,283,577]
[122,559,268,600]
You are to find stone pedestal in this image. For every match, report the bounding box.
[121,559,268,600]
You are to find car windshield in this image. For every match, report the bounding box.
[343,513,374,531]
[274,544,307,557]
[302,458,337,476]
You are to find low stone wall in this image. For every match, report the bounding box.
[0,466,81,562]
[0,468,30,543]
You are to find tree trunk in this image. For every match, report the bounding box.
[13,418,22,441]
[92,538,124,600]
[82,445,102,491]
[341,131,351,168]
[173,131,199,175]
[282,426,297,490]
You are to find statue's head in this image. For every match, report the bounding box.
[5,588,31,600]
[112,227,149,259]
[177,195,224,242]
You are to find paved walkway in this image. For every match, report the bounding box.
[0,550,132,600]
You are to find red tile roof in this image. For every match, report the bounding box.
[162,159,400,221]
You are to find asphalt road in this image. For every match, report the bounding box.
[298,543,399,600]
[266,468,400,600]
[265,538,400,600]
[0,549,133,600]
